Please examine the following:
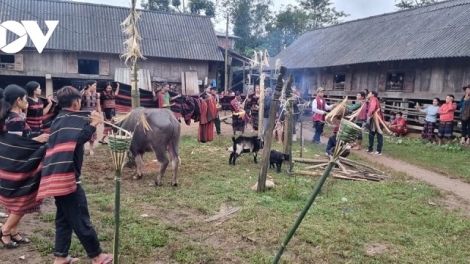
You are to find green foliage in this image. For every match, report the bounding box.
[395,0,440,9]
[227,0,348,56]
[142,0,214,16]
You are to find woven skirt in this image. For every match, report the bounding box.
[437,121,453,138]
[421,121,436,140]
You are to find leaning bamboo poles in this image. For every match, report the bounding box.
[120,0,146,109]
[273,118,362,263]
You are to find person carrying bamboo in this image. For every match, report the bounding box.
[345,91,367,150]
[366,91,384,156]
[36,86,113,264]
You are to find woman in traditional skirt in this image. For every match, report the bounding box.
[248,86,260,132]
[80,80,101,156]
[24,81,53,138]
[230,92,246,135]
[99,82,119,144]
[416,97,440,143]
[0,85,49,249]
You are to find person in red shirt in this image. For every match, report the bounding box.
[437,94,457,146]
[366,91,384,155]
[388,112,408,137]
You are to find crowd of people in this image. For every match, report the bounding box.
[313,86,466,157]
[0,82,117,264]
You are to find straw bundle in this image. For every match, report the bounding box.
[370,111,393,135]
[324,97,348,125]
[120,0,146,67]
[346,103,365,121]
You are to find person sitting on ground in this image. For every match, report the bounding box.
[388,111,408,137]
[325,125,351,158]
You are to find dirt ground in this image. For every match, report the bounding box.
[2,116,470,263]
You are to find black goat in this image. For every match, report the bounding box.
[269,150,290,173]
[227,135,263,165]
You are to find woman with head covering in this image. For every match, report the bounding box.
[0,84,49,249]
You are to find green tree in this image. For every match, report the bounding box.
[395,0,440,9]
[227,0,273,55]
[188,0,215,16]
[142,0,214,15]
[259,0,348,56]
[297,0,348,28]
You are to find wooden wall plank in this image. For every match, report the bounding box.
[429,59,445,93]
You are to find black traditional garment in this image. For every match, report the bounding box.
[100,91,116,136]
[37,110,91,200]
[0,133,45,214]
[26,97,44,137]
[42,98,60,134]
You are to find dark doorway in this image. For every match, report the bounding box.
[0,75,46,95]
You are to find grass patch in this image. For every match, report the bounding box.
[321,122,470,183]
[382,137,470,183]
[30,135,470,263]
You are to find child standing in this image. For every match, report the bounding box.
[437,94,457,146]
[37,86,113,264]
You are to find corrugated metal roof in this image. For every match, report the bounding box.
[0,0,224,61]
[268,0,470,70]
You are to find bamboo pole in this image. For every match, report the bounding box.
[131,59,140,108]
[258,69,265,137]
[283,79,294,173]
[273,161,335,263]
[224,14,229,92]
[113,169,122,263]
[108,131,133,264]
[257,66,288,192]
[273,118,361,263]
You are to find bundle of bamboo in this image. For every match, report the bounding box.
[324,97,349,125]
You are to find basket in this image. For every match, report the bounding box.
[337,119,362,143]
[108,130,133,171]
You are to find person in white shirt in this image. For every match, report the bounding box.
[311,87,335,143]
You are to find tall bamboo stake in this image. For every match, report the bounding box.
[283,80,294,173]
[224,14,229,92]
[108,130,133,264]
[257,67,290,192]
[299,103,304,158]
[272,162,335,263]
[272,119,362,263]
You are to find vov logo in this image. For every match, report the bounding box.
[0,21,59,54]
